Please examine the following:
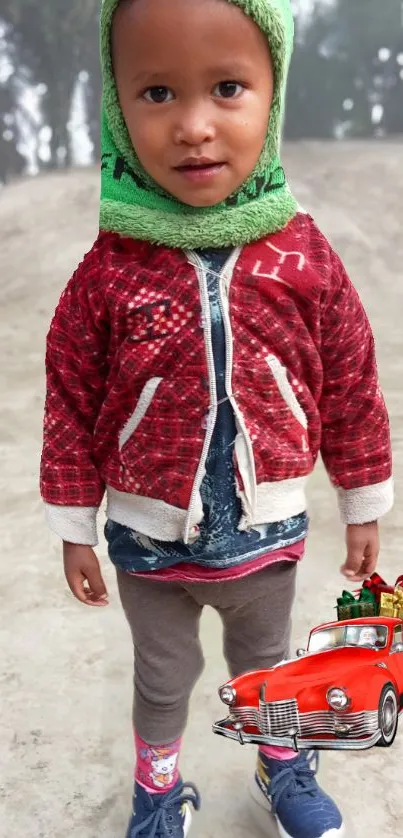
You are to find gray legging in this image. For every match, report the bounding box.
[116,561,297,745]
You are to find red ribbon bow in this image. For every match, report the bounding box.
[362,573,402,602]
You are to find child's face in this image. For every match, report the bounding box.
[112,0,274,208]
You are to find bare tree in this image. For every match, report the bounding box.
[329,0,403,136]
[0,83,25,183]
[1,0,99,168]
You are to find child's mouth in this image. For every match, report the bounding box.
[174,158,225,183]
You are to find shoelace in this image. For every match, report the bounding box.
[269,751,319,814]
[131,782,200,838]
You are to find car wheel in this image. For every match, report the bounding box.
[377,684,399,747]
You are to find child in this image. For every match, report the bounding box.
[41,0,393,836]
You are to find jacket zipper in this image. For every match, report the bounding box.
[184,249,256,541]
[184,252,218,543]
[217,250,257,529]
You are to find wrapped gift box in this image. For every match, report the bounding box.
[336,573,403,622]
[379,587,403,619]
[337,588,377,621]
[362,573,394,603]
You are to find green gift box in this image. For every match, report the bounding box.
[336,588,377,621]
[337,591,359,620]
[357,601,377,617]
[358,587,377,616]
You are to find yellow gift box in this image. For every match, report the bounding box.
[379,587,403,619]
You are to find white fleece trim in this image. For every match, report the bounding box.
[106,486,203,542]
[266,354,308,430]
[119,377,162,450]
[234,424,256,526]
[182,252,218,543]
[215,246,257,529]
[108,480,307,539]
[253,476,308,525]
[338,478,394,524]
[45,503,99,545]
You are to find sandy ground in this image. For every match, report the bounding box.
[1,140,403,838]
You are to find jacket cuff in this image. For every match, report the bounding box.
[337,478,394,525]
[44,503,99,545]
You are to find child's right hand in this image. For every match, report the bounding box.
[63,542,109,607]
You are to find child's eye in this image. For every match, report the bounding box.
[214,81,244,99]
[143,87,174,104]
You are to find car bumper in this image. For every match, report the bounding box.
[212,717,382,751]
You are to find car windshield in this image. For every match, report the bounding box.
[308,624,389,653]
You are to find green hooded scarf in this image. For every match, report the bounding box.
[100,0,297,249]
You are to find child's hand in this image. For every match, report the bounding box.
[340,522,379,582]
[63,542,109,607]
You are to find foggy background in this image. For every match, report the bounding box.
[1,3,403,838]
[0,0,403,183]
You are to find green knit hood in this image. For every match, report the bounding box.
[100,0,297,249]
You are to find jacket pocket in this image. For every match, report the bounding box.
[265,355,308,430]
[119,377,163,451]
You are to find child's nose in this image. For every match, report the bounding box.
[173,106,216,145]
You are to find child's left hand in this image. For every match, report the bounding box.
[340,522,379,582]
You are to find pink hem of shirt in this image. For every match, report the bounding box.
[128,539,305,583]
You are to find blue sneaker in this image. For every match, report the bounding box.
[251,751,345,838]
[126,779,200,837]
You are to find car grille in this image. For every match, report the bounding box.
[231,701,379,738]
[299,710,378,737]
[232,699,299,736]
[259,699,300,736]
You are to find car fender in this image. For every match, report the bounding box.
[348,666,400,711]
[295,664,395,709]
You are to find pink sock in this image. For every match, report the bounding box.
[135,731,182,794]
[260,744,298,761]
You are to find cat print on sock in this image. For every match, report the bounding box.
[150,748,179,789]
[136,733,181,793]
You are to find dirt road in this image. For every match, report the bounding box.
[1,141,402,837]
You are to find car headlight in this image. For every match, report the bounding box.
[219,685,237,706]
[327,687,350,711]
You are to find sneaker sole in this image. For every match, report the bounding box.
[249,780,279,837]
[249,780,346,838]
[183,804,192,836]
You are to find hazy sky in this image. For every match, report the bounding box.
[295,0,331,14]
[295,0,312,12]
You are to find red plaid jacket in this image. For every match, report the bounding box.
[40,212,393,545]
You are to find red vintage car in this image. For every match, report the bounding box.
[213,616,403,750]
